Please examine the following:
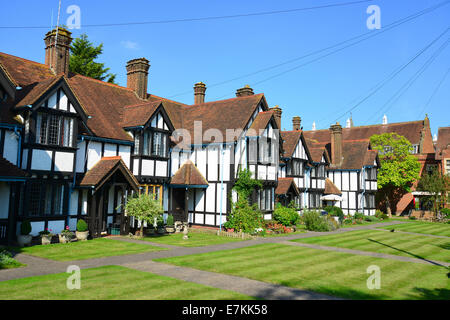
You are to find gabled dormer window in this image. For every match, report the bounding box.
[135,129,168,158]
[36,112,74,147]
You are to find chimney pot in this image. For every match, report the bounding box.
[236,85,254,97]
[126,58,150,100]
[292,116,301,131]
[330,122,343,166]
[194,82,206,104]
[269,106,282,129]
[44,27,72,75]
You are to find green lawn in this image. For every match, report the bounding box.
[0,265,254,300]
[136,230,246,247]
[157,243,450,300]
[293,229,450,263]
[12,238,164,261]
[378,221,450,237]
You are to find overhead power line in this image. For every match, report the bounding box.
[0,0,374,29]
[328,27,449,124]
[190,0,450,101]
[416,66,450,118]
[364,37,450,124]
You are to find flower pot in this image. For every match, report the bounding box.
[58,234,72,243]
[17,234,32,247]
[41,235,52,245]
[76,231,89,241]
[157,227,166,234]
[165,226,175,233]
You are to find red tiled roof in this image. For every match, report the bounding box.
[275,177,299,195]
[246,111,274,137]
[79,156,139,191]
[170,160,208,186]
[324,178,342,195]
[121,101,161,128]
[280,130,302,158]
[180,94,265,143]
[0,156,27,178]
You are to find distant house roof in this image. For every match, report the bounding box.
[435,126,450,160]
[275,177,299,196]
[170,160,208,187]
[79,156,139,192]
[0,156,27,180]
[303,120,427,146]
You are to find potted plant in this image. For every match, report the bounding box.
[76,219,89,241]
[17,220,32,247]
[165,215,175,233]
[157,217,165,234]
[59,226,74,243]
[39,229,54,245]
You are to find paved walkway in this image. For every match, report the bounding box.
[1,220,422,300]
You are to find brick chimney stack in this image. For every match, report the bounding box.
[44,27,72,76]
[292,116,301,131]
[194,82,206,104]
[269,106,282,129]
[330,122,343,166]
[126,58,150,100]
[236,85,254,97]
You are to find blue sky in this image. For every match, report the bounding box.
[1,0,449,136]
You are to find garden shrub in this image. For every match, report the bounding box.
[375,210,389,220]
[354,212,364,220]
[20,220,31,235]
[364,215,380,222]
[224,197,264,233]
[77,219,88,232]
[409,215,417,220]
[273,203,300,226]
[324,206,344,222]
[0,250,19,269]
[166,215,174,227]
[302,210,336,232]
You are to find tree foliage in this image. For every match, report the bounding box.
[417,168,450,216]
[370,133,421,215]
[124,193,163,235]
[69,34,116,83]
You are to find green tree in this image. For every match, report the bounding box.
[417,168,450,218]
[233,168,262,200]
[69,34,116,83]
[124,193,163,236]
[370,133,421,217]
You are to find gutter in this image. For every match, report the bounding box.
[303,166,311,209]
[79,135,134,146]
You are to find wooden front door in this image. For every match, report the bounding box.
[88,188,106,238]
[171,188,186,222]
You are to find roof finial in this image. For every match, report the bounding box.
[382,114,388,125]
[312,121,316,131]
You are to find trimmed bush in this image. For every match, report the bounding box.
[441,208,450,219]
[77,219,88,232]
[364,215,380,222]
[409,215,417,220]
[273,204,300,226]
[20,220,31,235]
